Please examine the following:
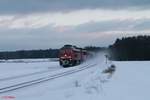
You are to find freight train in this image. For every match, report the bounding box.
[59,45,90,67]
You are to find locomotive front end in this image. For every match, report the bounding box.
[59,45,75,67]
[59,45,89,67]
[59,51,73,67]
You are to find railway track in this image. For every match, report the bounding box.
[0,63,97,94]
[0,67,61,82]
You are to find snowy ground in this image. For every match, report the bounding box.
[101,61,150,100]
[0,59,60,79]
[0,54,150,100]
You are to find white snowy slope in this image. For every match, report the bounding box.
[101,61,150,100]
[0,54,150,100]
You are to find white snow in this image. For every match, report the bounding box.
[0,59,60,79]
[101,61,150,100]
[0,54,150,100]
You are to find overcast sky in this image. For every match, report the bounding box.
[0,0,150,51]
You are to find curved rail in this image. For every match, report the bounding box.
[0,63,97,94]
[0,67,61,82]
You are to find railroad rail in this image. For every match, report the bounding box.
[0,63,97,94]
[0,67,60,82]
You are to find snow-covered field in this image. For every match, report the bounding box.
[0,54,150,100]
[0,59,60,79]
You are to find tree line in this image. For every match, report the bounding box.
[109,35,150,61]
[0,46,103,60]
[0,49,59,60]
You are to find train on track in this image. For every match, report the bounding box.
[59,45,92,67]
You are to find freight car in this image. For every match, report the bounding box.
[59,45,89,67]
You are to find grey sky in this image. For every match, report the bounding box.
[0,0,150,14]
[0,0,150,51]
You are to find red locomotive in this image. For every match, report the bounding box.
[59,45,88,67]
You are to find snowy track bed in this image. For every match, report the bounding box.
[0,53,109,100]
[0,60,60,79]
[0,66,61,82]
[0,63,97,94]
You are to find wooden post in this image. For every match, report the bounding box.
[105,54,108,64]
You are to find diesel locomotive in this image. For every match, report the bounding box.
[59,45,89,67]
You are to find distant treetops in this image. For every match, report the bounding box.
[109,35,150,61]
